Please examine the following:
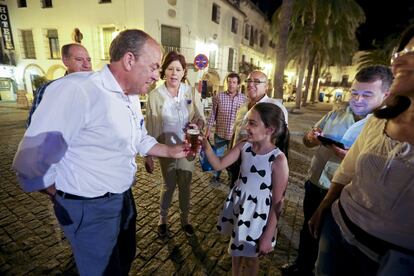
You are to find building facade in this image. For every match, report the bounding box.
[2,0,278,101]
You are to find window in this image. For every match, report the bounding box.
[249,27,255,46]
[209,49,217,68]
[99,0,112,3]
[41,0,53,8]
[341,75,349,86]
[47,29,60,59]
[212,3,220,24]
[17,0,27,8]
[228,48,234,72]
[20,30,36,59]
[102,27,115,59]
[259,33,264,48]
[244,24,250,40]
[231,17,238,34]
[161,25,180,52]
[241,54,245,63]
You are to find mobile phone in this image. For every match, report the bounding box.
[317,136,346,149]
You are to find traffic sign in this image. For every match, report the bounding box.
[194,54,209,70]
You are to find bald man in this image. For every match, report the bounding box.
[26,43,92,126]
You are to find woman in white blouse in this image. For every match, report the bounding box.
[145,51,205,237]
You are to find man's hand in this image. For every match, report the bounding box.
[308,206,326,239]
[168,143,191,159]
[303,127,322,147]
[327,145,348,159]
[40,184,57,199]
[145,156,154,174]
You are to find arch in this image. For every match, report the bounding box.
[46,64,66,80]
[22,64,46,95]
[201,69,221,97]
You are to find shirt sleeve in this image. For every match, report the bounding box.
[134,97,158,156]
[332,116,374,185]
[314,111,333,130]
[135,121,158,156]
[13,79,88,192]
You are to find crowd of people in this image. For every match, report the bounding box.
[12,24,414,276]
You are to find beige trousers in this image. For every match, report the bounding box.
[158,157,194,224]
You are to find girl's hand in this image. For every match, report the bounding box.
[257,235,274,256]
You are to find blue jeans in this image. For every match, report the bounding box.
[53,189,136,275]
[213,134,230,179]
[315,210,379,276]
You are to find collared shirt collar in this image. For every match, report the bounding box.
[100,65,125,94]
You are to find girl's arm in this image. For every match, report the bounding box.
[258,153,289,255]
[201,138,244,171]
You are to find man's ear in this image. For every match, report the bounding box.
[123,52,135,71]
[383,90,391,99]
[62,56,69,67]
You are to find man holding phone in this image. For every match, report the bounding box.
[281,65,393,276]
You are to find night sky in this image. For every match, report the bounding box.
[251,0,414,50]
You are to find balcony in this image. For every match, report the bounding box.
[162,45,195,65]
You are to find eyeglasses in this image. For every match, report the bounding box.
[245,79,266,85]
[390,46,414,64]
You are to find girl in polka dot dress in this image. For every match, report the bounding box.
[201,102,289,275]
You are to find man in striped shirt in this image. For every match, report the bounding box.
[205,72,247,184]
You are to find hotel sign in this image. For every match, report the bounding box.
[0,5,14,50]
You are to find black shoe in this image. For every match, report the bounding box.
[280,263,313,276]
[158,224,168,237]
[182,224,195,236]
[280,263,299,276]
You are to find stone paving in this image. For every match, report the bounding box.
[0,102,332,275]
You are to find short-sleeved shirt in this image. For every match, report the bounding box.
[332,116,414,255]
[308,107,370,189]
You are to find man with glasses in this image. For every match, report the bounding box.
[205,72,247,185]
[281,65,392,276]
[229,70,288,186]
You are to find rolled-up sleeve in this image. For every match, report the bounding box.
[13,79,87,191]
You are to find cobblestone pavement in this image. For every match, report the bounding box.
[0,102,332,275]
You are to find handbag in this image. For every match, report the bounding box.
[199,140,217,172]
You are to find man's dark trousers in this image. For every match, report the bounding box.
[294,180,327,274]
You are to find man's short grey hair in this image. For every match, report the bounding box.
[109,29,153,62]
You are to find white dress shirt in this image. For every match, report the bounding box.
[13,65,158,197]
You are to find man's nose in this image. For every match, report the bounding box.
[153,71,160,81]
[354,94,363,101]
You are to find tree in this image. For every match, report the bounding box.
[271,0,365,109]
[272,0,294,100]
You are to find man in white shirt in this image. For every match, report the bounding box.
[13,30,189,275]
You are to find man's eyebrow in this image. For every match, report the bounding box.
[351,89,374,94]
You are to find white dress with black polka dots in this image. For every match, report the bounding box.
[217,142,281,257]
